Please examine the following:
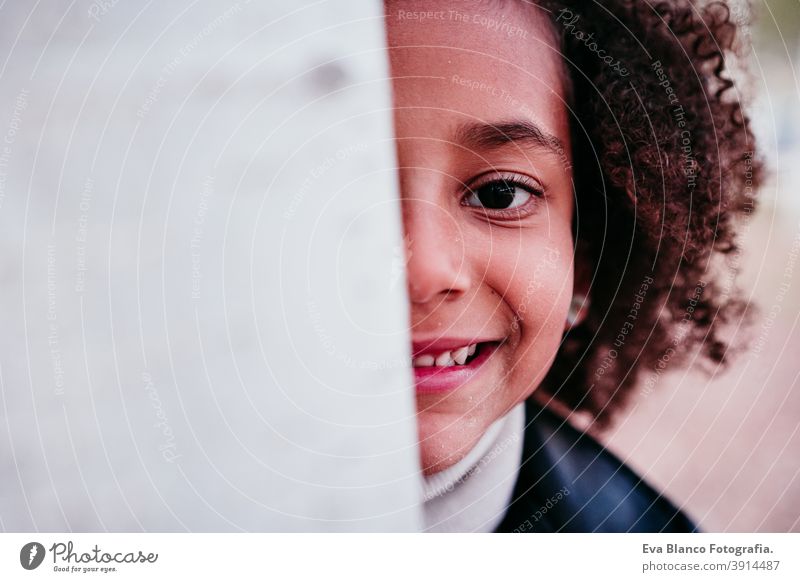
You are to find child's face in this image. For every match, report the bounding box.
[387,1,576,474]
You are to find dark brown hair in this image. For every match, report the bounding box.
[533,0,764,426]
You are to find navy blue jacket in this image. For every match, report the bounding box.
[494,398,698,532]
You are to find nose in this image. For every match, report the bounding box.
[402,198,472,305]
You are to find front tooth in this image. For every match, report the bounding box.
[467,343,477,356]
[435,351,454,367]
[413,354,435,367]
[453,346,469,365]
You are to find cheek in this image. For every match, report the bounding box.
[488,234,574,361]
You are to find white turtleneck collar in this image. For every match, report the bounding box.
[421,402,526,532]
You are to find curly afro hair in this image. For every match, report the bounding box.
[531,0,765,427]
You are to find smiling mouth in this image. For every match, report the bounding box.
[412,341,502,394]
[411,341,497,368]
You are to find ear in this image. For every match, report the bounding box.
[565,240,592,331]
[573,238,592,300]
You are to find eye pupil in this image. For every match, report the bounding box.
[477,181,515,209]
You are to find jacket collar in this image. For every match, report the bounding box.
[494,398,698,533]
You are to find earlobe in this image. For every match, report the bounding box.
[565,242,592,331]
[565,293,589,330]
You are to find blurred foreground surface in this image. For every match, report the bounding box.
[0,0,422,531]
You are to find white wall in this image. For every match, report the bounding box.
[0,0,422,531]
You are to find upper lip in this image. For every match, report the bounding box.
[411,337,501,358]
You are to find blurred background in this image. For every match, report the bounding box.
[601,0,800,532]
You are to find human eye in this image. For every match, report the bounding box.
[461,172,545,218]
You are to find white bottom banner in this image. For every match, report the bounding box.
[2,533,798,581]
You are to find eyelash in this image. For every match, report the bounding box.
[461,172,546,219]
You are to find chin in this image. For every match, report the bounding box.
[416,409,487,476]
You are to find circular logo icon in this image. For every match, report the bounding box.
[20,542,46,570]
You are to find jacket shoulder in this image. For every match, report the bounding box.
[495,399,698,533]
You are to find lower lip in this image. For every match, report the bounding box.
[413,342,499,394]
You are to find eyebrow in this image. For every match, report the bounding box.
[454,119,566,158]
